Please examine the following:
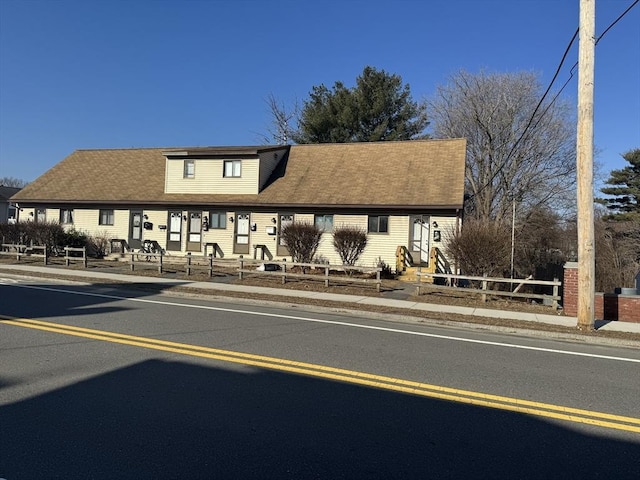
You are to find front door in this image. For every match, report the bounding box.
[187,211,202,252]
[167,210,182,252]
[234,213,250,254]
[129,210,143,249]
[277,213,293,256]
[411,217,430,264]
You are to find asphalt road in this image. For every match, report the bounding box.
[1,277,639,479]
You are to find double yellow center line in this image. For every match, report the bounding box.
[3,317,640,434]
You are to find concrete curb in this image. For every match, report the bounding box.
[2,264,639,337]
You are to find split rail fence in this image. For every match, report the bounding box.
[415,270,561,309]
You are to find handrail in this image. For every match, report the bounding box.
[396,245,411,273]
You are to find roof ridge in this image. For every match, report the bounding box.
[291,138,465,147]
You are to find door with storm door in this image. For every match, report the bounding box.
[277,213,293,256]
[234,213,250,254]
[411,216,431,264]
[129,210,143,250]
[187,211,202,252]
[166,210,182,252]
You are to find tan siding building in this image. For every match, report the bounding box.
[12,140,466,269]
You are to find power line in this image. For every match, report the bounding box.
[465,0,639,208]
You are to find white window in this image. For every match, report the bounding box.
[184,160,195,179]
[223,160,241,178]
[314,214,333,231]
[59,209,74,224]
[35,208,46,223]
[209,211,227,229]
[8,205,16,223]
[99,209,114,226]
[368,215,388,233]
[279,214,293,246]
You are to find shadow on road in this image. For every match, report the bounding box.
[1,358,638,479]
[0,280,193,320]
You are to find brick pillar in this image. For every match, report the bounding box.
[563,262,578,316]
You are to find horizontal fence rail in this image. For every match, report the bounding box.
[416,271,561,309]
[1,243,48,264]
[238,258,382,291]
[64,246,87,268]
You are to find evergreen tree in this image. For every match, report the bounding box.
[292,66,428,144]
[598,148,640,220]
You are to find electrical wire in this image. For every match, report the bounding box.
[465,0,639,208]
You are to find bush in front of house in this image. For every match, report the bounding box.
[333,226,367,266]
[0,222,21,244]
[86,231,110,258]
[444,219,511,278]
[376,257,396,279]
[0,221,89,255]
[280,221,323,264]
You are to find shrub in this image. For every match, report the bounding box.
[332,226,367,266]
[0,222,89,255]
[280,221,323,264]
[86,231,110,258]
[444,219,511,277]
[62,228,89,249]
[0,222,21,244]
[376,257,396,279]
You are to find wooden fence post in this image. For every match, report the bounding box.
[552,277,559,310]
[281,262,286,284]
[482,274,488,302]
[325,264,329,288]
[208,253,213,278]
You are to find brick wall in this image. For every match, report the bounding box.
[563,263,578,317]
[563,262,640,323]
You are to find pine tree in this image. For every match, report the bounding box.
[598,148,640,220]
[292,66,428,144]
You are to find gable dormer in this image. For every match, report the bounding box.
[163,145,289,195]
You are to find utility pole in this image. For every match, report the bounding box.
[576,0,596,330]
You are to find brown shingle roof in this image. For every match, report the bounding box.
[12,139,466,209]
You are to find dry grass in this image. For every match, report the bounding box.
[2,256,639,343]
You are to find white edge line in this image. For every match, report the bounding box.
[2,281,640,364]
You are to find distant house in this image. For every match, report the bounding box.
[0,185,21,224]
[11,139,466,268]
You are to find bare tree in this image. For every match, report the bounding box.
[0,176,29,188]
[333,226,367,266]
[280,221,322,264]
[595,214,640,292]
[259,93,299,145]
[444,219,511,277]
[428,70,576,222]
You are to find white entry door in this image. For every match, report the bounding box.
[234,213,250,254]
[412,218,430,264]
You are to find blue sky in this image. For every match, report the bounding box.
[0,0,638,185]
